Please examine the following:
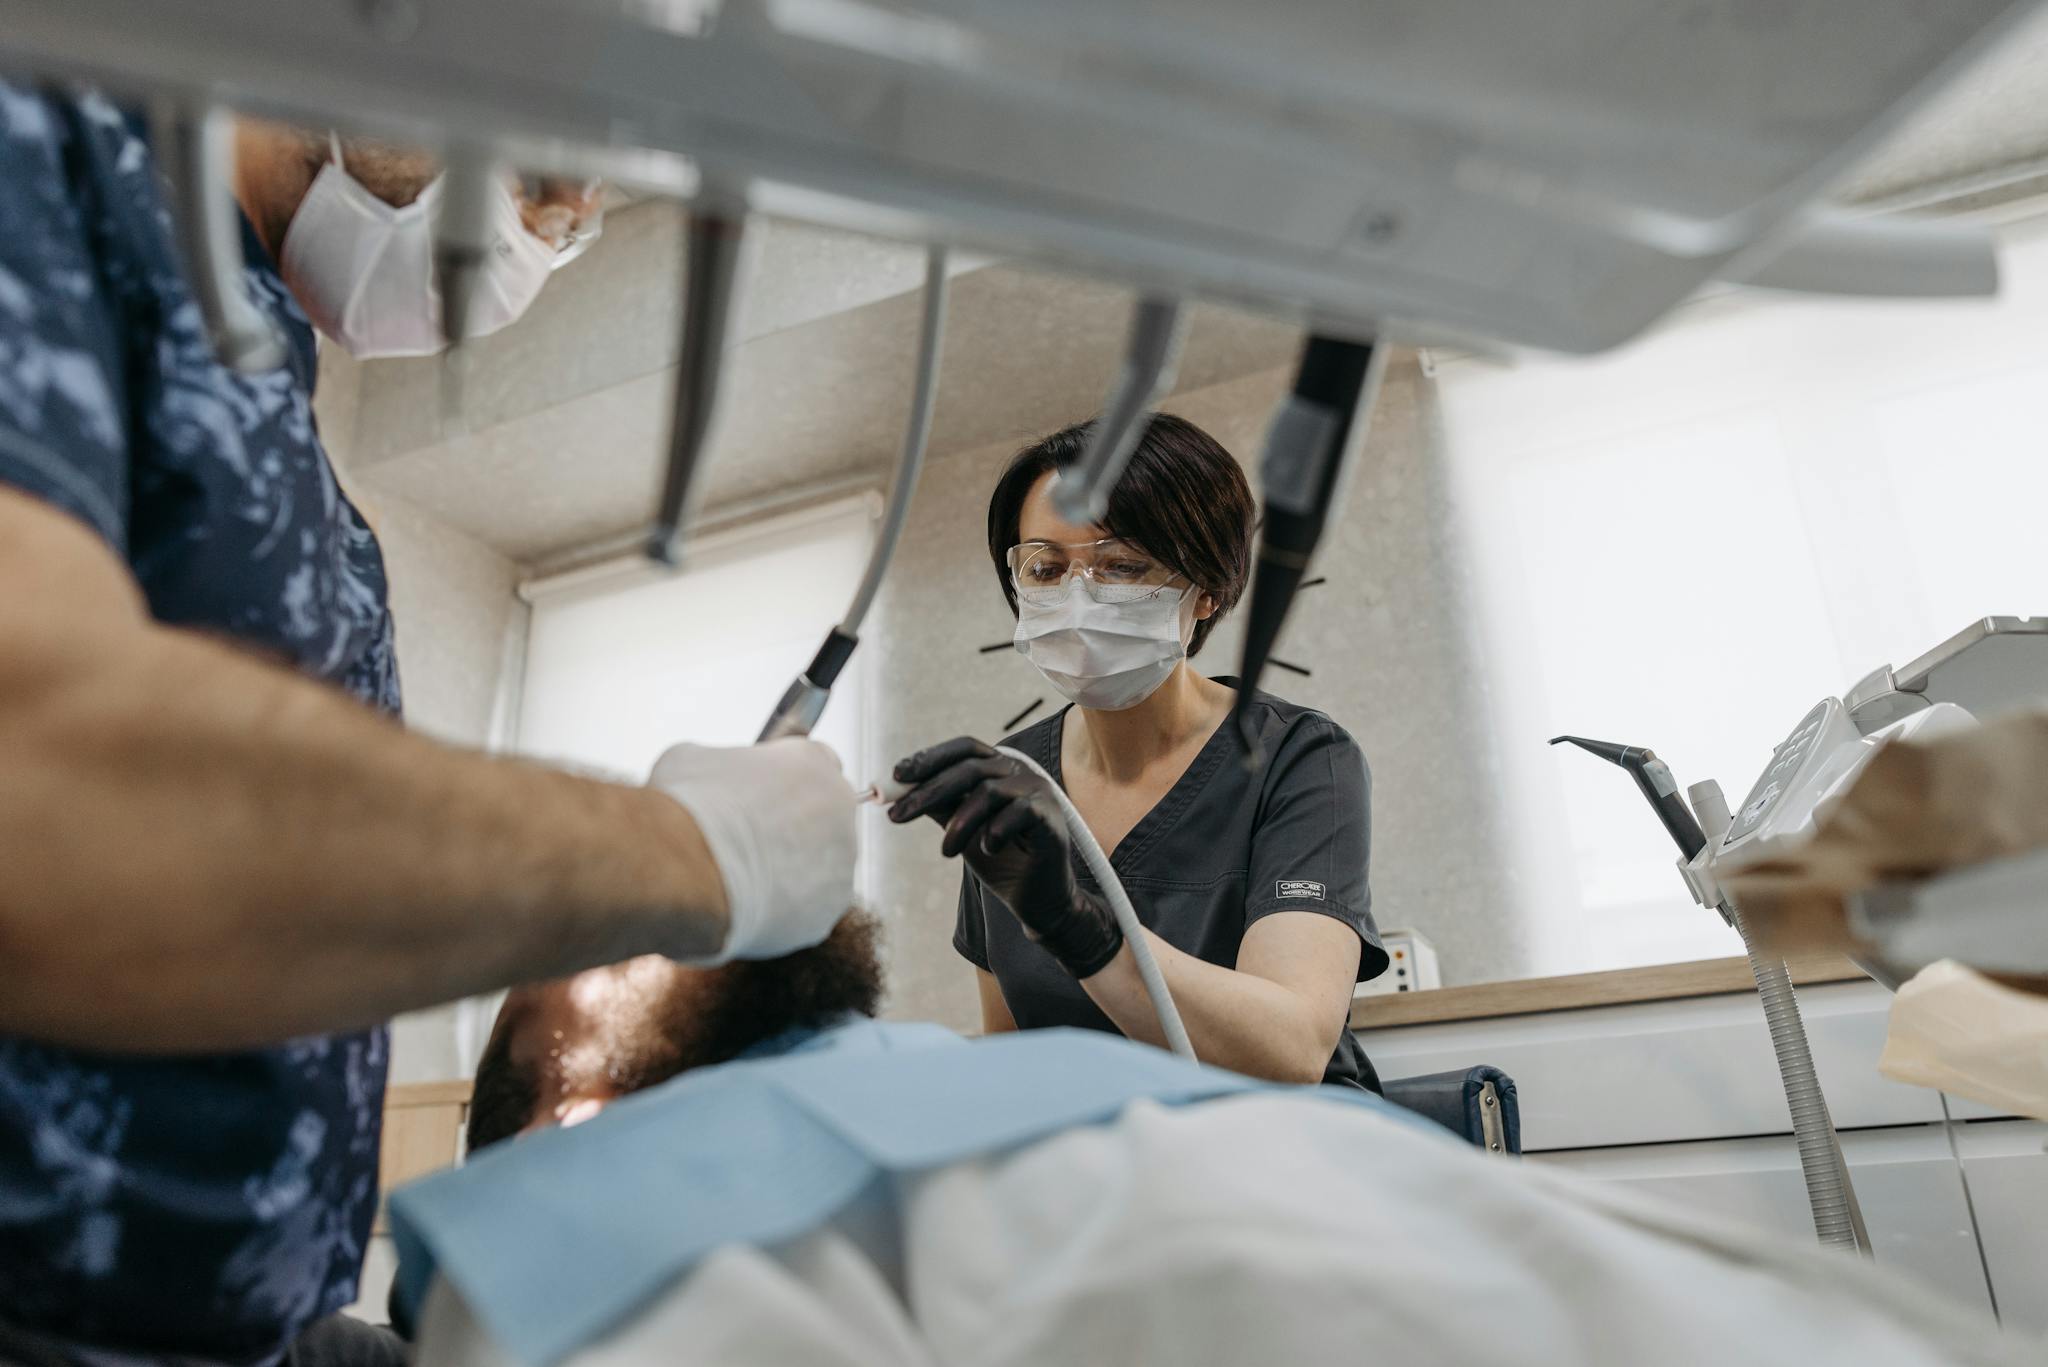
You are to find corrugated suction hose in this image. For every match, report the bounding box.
[1729,902,1872,1253]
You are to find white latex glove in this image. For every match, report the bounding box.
[649,738,858,963]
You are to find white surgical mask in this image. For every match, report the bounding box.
[279,136,582,358]
[1014,585,1194,711]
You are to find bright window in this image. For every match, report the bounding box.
[516,497,875,778]
[514,496,879,903]
[1436,220,2048,977]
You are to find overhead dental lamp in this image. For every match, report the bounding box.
[14,0,2034,645]
[8,0,2037,361]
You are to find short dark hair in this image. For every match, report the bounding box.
[464,912,885,1153]
[986,413,1255,658]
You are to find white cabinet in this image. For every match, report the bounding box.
[1354,982,2042,1330]
[1955,1121,2048,1335]
[1532,1126,1994,1316]
[1357,981,2000,1151]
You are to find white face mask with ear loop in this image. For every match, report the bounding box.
[278,134,579,359]
[1013,583,1198,712]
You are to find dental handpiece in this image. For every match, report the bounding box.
[1548,735,1708,860]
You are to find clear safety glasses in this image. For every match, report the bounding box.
[1007,538,1183,605]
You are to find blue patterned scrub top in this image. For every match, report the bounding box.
[0,84,400,1360]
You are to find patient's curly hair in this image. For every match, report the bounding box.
[465,912,884,1154]
[683,911,885,1076]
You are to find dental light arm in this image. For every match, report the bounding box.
[647,209,749,567]
[1050,296,1186,525]
[1229,336,1387,759]
[149,101,286,373]
[1721,209,1998,299]
[758,248,948,743]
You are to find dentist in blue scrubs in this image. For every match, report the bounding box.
[0,89,856,1365]
[890,415,1387,1090]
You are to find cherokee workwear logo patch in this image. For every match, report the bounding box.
[1276,879,1326,900]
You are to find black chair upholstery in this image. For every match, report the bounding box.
[1381,1065,1520,1155]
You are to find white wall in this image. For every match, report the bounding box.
[1435,217,2048,978]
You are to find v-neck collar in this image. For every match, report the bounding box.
[1035,680,1242,871]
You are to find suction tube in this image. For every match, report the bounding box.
[996,745,1196,1063]
[1551,734,1872,1253]
[1229,336,1387,759]
[758,248,948,743]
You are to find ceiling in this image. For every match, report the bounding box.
[345,9,2048,564]
[1830,4,2048,204]
[347,233,1296,561]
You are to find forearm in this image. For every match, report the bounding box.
[0,612,726,1051]
[1078,931,1334,1083]
[975,968,1019,1035]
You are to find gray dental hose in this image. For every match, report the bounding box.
[1729,901,1872,1253]
[868,748,1198,1063]
[996,746,1197,1063]
[758,248,948,743]
[1552,736,1870,1254]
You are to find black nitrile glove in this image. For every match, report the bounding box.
[887,737,1124,979]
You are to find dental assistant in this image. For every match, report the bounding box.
[890,415,1386,1089]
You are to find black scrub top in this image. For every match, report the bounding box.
[954,680,1388,1091]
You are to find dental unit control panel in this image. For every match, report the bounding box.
[1690,617,2048,980]
[1694,617,2048,917]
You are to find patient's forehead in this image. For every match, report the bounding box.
[499,955,703,1045]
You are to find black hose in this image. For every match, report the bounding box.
[1229,336,1383,759]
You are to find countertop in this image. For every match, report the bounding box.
[1349,951,1868,1030]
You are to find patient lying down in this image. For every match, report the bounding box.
[463,912,887,1153]
[394,917,2034,1367]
